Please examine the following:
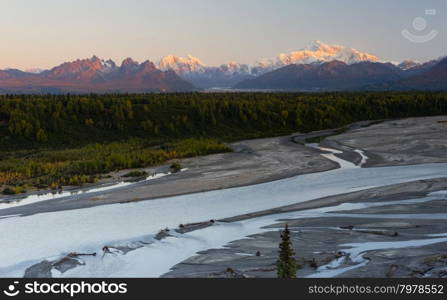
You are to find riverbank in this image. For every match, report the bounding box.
[6,145,447,277]
[323,116,447,167]
[2,115,447,278]
[0,132,338,217]
[2,116,447,217]
[163,178,447,278]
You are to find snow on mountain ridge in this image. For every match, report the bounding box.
[261,41,379,69]
[398,60,421,70]
[157,41,380,76]
[158,55,206,74]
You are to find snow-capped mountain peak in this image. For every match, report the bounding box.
[158,55,206,74]
[260,41,379,69]
[305,40,337,52]
[397,60,421,70]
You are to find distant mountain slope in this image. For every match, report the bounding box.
[0,56,196,94]
[234,61,404,91]
[399,57,445,76]
[371,57,447,91]
[0,69,30,80]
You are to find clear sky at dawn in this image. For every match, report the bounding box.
[0,0,446,69]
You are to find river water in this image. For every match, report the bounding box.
[1,146,447,277]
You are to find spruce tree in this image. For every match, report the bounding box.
[277,224,298,278]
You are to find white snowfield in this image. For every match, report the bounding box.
[1,147,447,277]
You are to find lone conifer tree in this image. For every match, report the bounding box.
[277,224,297,278]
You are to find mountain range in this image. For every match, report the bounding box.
[0,41,446,93]
[235,56,447,91]
[372,57,447,91]
[235,61,404,91]
[157,55,254,89]
[0,56,194,94]
[156,41,381,88]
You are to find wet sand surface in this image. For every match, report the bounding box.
[324,116,447,167]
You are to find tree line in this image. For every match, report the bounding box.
[1,92,447,148]
[1,92,447,193]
